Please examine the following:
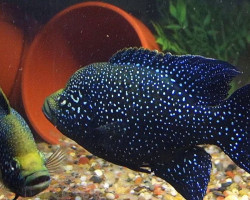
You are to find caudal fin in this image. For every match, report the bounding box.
[214,84,250,172]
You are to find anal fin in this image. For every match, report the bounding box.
[152,147,212,200]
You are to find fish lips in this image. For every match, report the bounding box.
[19,171,51,197]
[25,172,50,195]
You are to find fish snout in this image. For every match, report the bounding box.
[22,171,51,197]
[42,98,53,121]
[42,89,63,124]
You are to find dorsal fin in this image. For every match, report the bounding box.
[0,88,11,114]
[109,48,240,106]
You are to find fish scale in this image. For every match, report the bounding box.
[43,48,249,200]
[64,63,206,149]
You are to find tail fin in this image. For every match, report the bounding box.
[214,84,250,172]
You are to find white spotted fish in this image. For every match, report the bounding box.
[43,48,249,200]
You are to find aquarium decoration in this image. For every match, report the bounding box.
[153,0,250,66]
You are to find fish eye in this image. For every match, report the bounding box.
[10,159,19,171]
[60,99,67,106]
[59,95,67,106]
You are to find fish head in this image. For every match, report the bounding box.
[42,89,64,128]
[42,89,63,127]
[43,88,82,136]
[1,151,50,197]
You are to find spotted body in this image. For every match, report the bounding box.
[0,89,64,199]
[43,48,250,200]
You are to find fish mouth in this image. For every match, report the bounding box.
[42,99,52,121]
[22,171,50,197]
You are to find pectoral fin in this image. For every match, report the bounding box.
[94,122,127,136]
[46,148,66,174]
[152,147,211,200]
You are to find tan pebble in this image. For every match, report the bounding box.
[53,174,59,180]
[239,188,249,196]
[139,192,152,200]
[203,193,214,200]
[212,167,217,174]
[152,177,161,185]
[75,178,81,184]
[225,194,239,200]
[70,152,76,157]
[232,188,239,195]
[116,186,129,194]
[163,194,175,200]
[106,193,115,200]
[228,183,238,191]
[224,190,233,196]
[70,183,75,187]
[138,196,146,200]
[128,173,135,179]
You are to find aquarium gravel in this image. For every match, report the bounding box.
[0,137,249,200]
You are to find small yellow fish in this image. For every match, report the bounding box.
[0,88,64,199]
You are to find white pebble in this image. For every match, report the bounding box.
[225,194,238,200]
[139,192,153,200]
[161,184,170,190]
[233,175,242,183]
[103,182,110,189]
[75,196,82,200]
[106,193,115,200]
[81,181,87,186]
[94,169,103,177]
[170,188,177,196]
[225,178,232,183]
[63,187,69,192]
[80,176,86,181]
[240,195,249,200]
[64,165,73,171]
[130,189,135,194]
[214,159,220,165]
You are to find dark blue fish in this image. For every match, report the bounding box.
[43,48,249,200]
